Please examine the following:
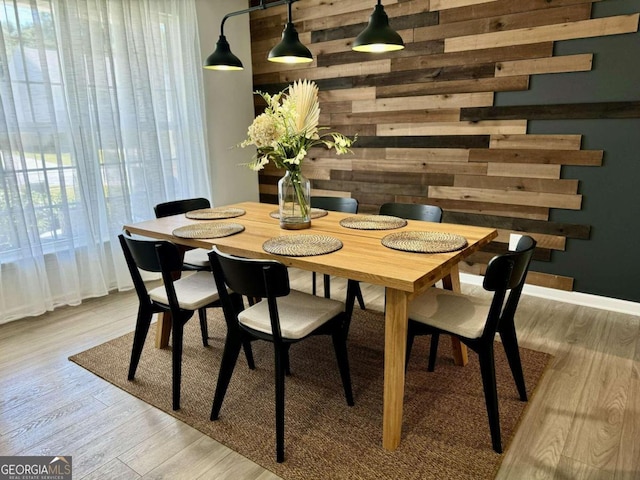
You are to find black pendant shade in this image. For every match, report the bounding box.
[352,1,405,53]
[203,35,243,71]
[268,22,313,64]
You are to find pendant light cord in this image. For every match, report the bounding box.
[219,0,297,36]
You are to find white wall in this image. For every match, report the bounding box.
[195,0,259,206]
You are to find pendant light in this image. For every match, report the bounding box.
[203,35,243,71]
[204,0,312,71]
[268,0,313,64]
[352,0,405,53]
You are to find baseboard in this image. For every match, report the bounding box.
[459,273,640,316]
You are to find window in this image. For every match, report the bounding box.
[0,0,210,323]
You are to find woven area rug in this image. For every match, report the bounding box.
[70,308,551,480]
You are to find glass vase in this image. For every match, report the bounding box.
[278,169,311,230]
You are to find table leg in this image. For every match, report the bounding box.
[441,264,468,366]
[155,313,172,348]
[382,287,409,451]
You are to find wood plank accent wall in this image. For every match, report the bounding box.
[248,0,640,291]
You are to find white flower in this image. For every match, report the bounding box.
[245,113,283,148]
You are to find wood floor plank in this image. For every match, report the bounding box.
[561,310,638,471]
[555,456,614,480]
[561,351,631,471]
[71,410,177,478]
[197,448,273,480]
[139,436,235,480]
[118,422,203,476]
[0,396,109,456]
[0,370,113,436]
[496,346,592,479]
[81,458,141,480]
[615,377,640,480]
[22,394,154,457]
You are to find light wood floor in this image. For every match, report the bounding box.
[1,270,638,479]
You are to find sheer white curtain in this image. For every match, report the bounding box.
[0,0,210,324]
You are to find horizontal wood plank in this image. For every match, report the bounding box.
[353,93,495,112]
[428,186,583,209]
[415,4,592,42]
[409,197,551,220]
[454,174,579,194]
[489,134,582,150]
[352,159,488,175]
[525,271,575,290]
[442,210,591,239]
[495,229,566,251]
[391,42,553,72]
[445,14,639,52]
[486,162,562,179]
[279,59,391,82]
[377,120,527,136]
[495,53,593,77]
[430,0,500,11]
[439,0,600,23]
[385,148,470,162]
[461,101,640,121]
[331,170,455,186]
[376,76,530,97]
[354,135,491,149]
[330,109,462,125]
[469,148,603,166]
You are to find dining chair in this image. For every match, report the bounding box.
[208,246,357,463]
[310,196,365,309]
[405,235,537,453]
[379,202,443,223]
[154,198,213,345]
[154,197,212,271]
[118,231,255,411]
[380,201,444,293]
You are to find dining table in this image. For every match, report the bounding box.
[123,201,497,451]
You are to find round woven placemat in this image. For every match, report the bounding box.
[381,231,468,253]
[185,207,245,220]
[269,208,328,220]
[172,222,244,239]
[263,234,342,257]
[340,215,407,230]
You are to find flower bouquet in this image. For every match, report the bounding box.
[241,79,355,228]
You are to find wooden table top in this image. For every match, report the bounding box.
[124,201,497,296]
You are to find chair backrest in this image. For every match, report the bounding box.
[379,202,443,222]
[209,246,291,341]
[481,235,537,339]
[210,246,290,299]
[311,196,358,214]
[154,197,210,218]
[119,230,184,308]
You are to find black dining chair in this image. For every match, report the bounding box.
[380,202,444,293]
[154,198,213,345]
[379,202,443,223]
[208,246,358,463]
[405,235,537,453]
[154,197,212,271]
[119,231,254,411]
[310,196,365,309]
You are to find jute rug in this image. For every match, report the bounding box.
[70,308,551,480]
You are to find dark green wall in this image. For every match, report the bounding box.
[496,0,640,303]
